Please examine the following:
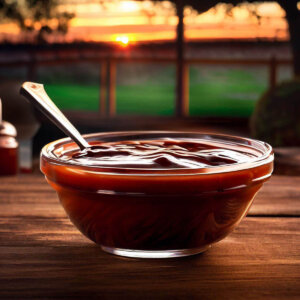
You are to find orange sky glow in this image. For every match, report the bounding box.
[0,1,290,44]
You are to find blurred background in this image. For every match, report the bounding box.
[0,0,299,174]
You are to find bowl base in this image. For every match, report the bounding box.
[100,245,211,259]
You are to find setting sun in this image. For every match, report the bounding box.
[115,35,130,47]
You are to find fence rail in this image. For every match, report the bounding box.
[0,56,292,117]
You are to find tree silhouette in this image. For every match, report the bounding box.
[0,0,74,43]
[167,0,300,76]
[157,0,299,116]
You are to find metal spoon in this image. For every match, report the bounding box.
[20,82,90,151]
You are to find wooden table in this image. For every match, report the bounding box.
[1,174,299,299]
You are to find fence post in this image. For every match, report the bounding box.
[269,57,277,90]
[175,0,186,117]
[107,59,116,117]
[100,61,107,116]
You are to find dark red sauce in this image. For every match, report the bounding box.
[59,138,258,169]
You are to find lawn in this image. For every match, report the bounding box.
[44,66,268,117]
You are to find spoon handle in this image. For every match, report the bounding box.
[20,82,90,151]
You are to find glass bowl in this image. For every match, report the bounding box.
[41,131,273,258]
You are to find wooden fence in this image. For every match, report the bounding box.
[1,56,292,117]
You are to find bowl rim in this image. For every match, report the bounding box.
[41,131,274,176]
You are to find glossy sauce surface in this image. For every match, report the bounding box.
[59,138,258,169]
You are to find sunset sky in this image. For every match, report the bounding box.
[0,1,289,44]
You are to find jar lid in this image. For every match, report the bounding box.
[0,121,17,137]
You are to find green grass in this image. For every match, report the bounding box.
[116,85,175,115]
[46,84,99,111]
[44,68,267,117]
[189,68,266,117]
[189,84,265,117]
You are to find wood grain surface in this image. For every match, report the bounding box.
[0,174,299,299]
